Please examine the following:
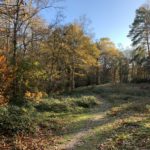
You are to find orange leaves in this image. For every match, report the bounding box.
[0,55,7,72]
[0,54,11,96]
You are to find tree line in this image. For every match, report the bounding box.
[0,0,149,104]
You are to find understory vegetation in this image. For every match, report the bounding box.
[0,84,150,150]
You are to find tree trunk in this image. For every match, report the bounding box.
[146,31,150,57]
[12,0,20,100]
[96,59,100,85]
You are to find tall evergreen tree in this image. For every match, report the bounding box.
[128,5,150,56]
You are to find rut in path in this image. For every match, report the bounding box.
[56,98,111,150]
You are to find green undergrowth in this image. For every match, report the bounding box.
[97,119,150,150]
[0,95,100,136]
[35,95,100,113]
[68,84,150,150]
[0,83,150,150]
[0,103,37,135]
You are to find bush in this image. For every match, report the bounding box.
[146,104,150,112]
[36,96,100,113]
[75,96,100,108]
[25,91,48,103]
[50,101,71,112]
[35,99,73,112]
[0,104,37,135]
[131,78,150,83]
[35,102,51,112]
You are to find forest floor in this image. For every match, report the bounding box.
[1,84,150,150]
[49,84,150,150]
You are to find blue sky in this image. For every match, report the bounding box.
[41,0,146,48]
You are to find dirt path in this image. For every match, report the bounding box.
[56,98,111,150]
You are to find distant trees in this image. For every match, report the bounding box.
[96,38,128,84]
[38,23,99,92]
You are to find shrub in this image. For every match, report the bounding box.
[50,101,71,112]
[146,105,150,112]
[75,96,100,108]
[0,104,37,135]
[36,96,100,113]
[35,102,51,112]
[25,91,48,102]
[131,78,150,83]
[35,99,73,112]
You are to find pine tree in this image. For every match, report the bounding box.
[128,5,150,56]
